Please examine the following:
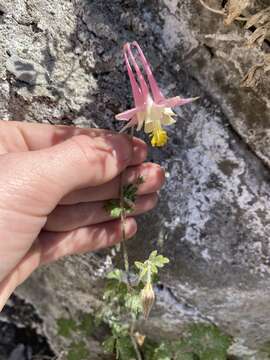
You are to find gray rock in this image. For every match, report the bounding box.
[6,54,48,86]
[8,344,26,360]
[1,0,270,358]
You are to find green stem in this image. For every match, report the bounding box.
[119,126,135,278]
[147,262,152,284]
[120,174,129,274]
[130,319,143,360]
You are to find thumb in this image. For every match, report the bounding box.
[0,133,133,214]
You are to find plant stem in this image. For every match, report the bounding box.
[119,126,142,360]
[130,320,143,360]
[120,173,129,274]
[119,126,135,277]
[147,262,152,285]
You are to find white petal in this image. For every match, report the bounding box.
[151,104,164,121]
[144,121,154,133]
[162,115,176,126]
[136,111,146,130]
[163,107,175,116]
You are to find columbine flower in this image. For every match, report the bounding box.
[115,41,198,147]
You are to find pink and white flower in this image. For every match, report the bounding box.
[116,41,198,146]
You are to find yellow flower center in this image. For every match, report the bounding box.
[150,128,168,147]
[144,100,170,147]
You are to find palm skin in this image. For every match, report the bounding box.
[0,121,164,311]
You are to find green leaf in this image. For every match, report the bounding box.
[135,252,170,285]
[67,341,89,360]
[116,336,137,360]
[103,279,128,304]
[200,349,228,360]
[176,323,232,359]
[111,207,123,217]
[125,292,142,315]
[171,339,196,360]
[112,322,130,337]
[103,336,116,354]
[134,261,144,270]
[151,264,158,274]
[104,177,144,219]
[152,342,172,360]
[187,323,232,354]
[77,313,95,336]
[149,250,158,260]
[152,255,170,268]
[175,353,196,360]
[123,183,138,203]
[107,268,124,281]
[57,318,77,338]
[104,200,123,218]
[138,267,148,282]
[140,338,159,360]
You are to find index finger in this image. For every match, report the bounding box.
[0,121,147,165]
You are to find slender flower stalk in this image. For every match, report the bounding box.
[116,41,198,147]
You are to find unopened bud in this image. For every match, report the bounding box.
[134,332,146,347]
[141,282,155,319]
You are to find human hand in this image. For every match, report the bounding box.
[0,121,165,310]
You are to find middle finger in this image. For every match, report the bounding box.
[60,163,165,205]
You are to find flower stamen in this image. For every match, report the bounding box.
[150,121,168,147]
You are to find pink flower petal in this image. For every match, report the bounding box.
[115,107,139,121]
[119,117,138,133]
[159,96,199,108]
[125,43,149,100]
[132,42,165,104]
[123,46,144,107]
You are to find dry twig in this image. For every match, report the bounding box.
[198,0,248,22]
[224,0,250,25]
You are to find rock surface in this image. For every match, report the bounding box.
[1,0,270,358]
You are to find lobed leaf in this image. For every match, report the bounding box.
[134,261,144,270]
[57,318,77,338]
[138,267,148,282]
[116,336,137,360]
[103,336,116,354]
[152,255,170,268]
[67,341,89,360]
[107,268,124,281]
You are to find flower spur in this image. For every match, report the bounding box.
[115,41,198,147]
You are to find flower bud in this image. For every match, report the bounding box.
[141,282,155,319]
[134,332,146,347]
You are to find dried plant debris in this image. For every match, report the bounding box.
[224,0,251,25]
[199,1,270,87]
[245,6,270,29]
[246,24,270,47]
[245,6,270,47]
[241,54,270,87]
